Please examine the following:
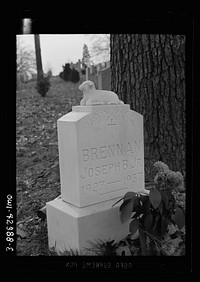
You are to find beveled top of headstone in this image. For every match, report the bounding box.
[72,104,130,112]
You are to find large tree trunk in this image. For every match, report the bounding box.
[34,35,44,92]
[34,34,43,79]
[110,34,185,179]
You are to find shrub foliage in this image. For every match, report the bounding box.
[36,76,51,97]
[59,63,80,83]
[114,161,185,256]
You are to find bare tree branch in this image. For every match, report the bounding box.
[17,37,36,77]
[89,34,110,63]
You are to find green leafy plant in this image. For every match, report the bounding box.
[113,161,185,256]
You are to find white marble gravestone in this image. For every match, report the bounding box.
[58,104,144,207]
[46,104,147,254]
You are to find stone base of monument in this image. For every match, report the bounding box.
[46,196,131,255]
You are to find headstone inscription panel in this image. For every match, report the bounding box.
[57,104,145,207]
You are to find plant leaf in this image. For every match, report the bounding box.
[174,207,185,230]
[120,199,134,223]
[36,210,46,221]
[144,213,153,230]
[123,191,135,202]
[149,188,161,209]
[112,196,123,207]
[113,191,135,208]
[129,219,139,235]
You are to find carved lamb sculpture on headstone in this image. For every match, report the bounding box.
[79,80,124,106]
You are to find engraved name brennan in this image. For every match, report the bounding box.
[80,141,143,180]
[82,141,142,162]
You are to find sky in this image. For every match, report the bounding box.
[17,34,107,75]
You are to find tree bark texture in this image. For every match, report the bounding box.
[110,34,185,178]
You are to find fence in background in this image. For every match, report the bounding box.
[17,60,111,91]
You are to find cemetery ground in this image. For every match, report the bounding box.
[16,76,84,256]
[16,76,185,256]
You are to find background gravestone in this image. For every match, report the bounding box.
[98,67,111,90]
